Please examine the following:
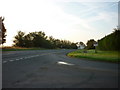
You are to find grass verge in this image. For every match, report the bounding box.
[1,46,46,51]
[67,49,120,63]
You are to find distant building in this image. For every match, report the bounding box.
[76,42,85,49]
[77,44,85,49]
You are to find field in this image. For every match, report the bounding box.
[67,49,120,63]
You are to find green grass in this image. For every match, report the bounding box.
[67,49,120,63]
[1,46,47,51]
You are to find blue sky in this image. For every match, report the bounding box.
[0,0,118,46]
[59,2,117,18]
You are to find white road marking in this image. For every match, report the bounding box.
[3,54,43,63]
[3,61,7,63]
[24,57,29,59]
[19,58,23,59]
[16,59,20,61]
[9,60,14,62]
[57,61,74,66]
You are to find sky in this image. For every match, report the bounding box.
[0,0,119,46]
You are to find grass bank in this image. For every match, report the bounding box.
[67,49,120,63]
[1,46,46,51]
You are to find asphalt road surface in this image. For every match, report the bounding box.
[2,49,119,88]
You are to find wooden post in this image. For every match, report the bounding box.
[95,46,97,53]
[94,43,98,53]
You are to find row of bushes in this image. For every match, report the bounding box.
[97,29,120,51]
[13,31,77,49]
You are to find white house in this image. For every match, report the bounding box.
[76,42,85,49]
[77,44,85,49]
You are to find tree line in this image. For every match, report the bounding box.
[97,28,120,51]
[1,17,119,51]
[85,28,120,51]
[13,28,120,51]
[13,31,77,49]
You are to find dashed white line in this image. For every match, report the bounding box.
[16,59,20,61]
[19,58,23,60]
[9,60,14,62]
[3,54,42,63]
[3,61,7,63]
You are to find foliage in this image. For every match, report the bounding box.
[80,42,86,46]
[86,39,96,50]
[97,28,120,51]
[13,31,25,47]
[0,17,6,44]
[13,31,77,49]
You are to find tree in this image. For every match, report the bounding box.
[71,43,77,49]
[13,31,53,48]
[31,31,49,48]
[54,39,61,48]
[13,31,26,47]
[48,36,56,48]
[86,39,96,49]
[24,33,34,47]
[13,30,78,49]
[98,28,120,51]
[0,17,6,45]
[80,42,85,46]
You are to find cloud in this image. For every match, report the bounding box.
[0,0,118,46]
[87,12,117,23]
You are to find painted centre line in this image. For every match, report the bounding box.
[16,59,20,61]
[3,61,7,63]
[3,54,43,63]
[9,60,14,62]
[25,57,30,59]
[19,58,23,59]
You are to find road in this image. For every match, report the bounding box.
[2,49,119,88]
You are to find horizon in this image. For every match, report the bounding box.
[0,0,118,46]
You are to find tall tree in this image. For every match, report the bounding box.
[86,39,96,49]
[13,31,26,47]
[48,36,56,48]
[0,17,6,45]
[24,33,34,47]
